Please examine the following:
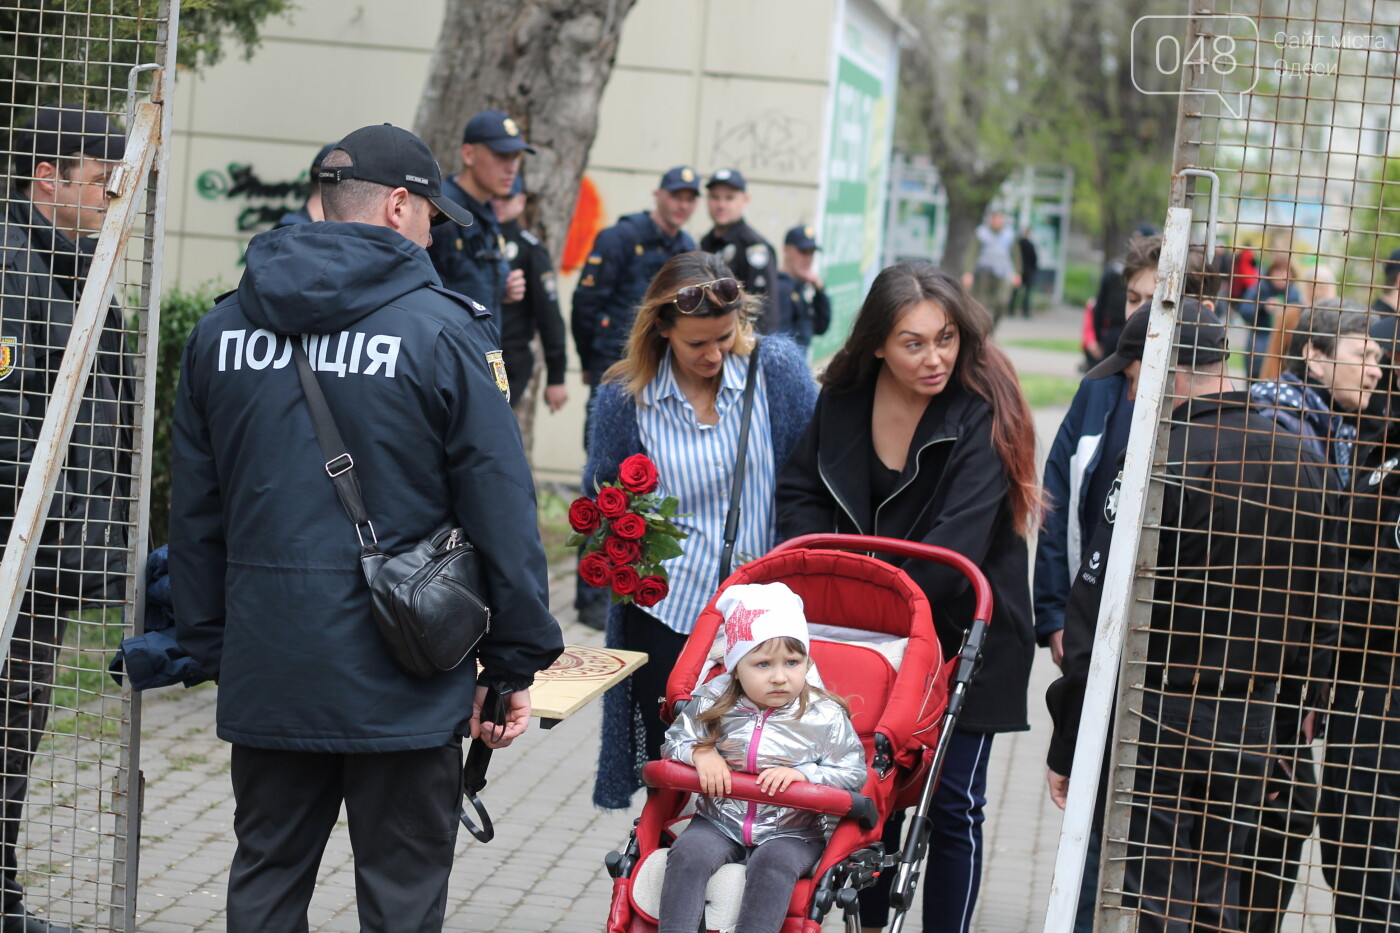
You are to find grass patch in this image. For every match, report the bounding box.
[1019,374,1081,409]
[1063,263,1098,308]
[1004,337,1082,355]
[538,491,576,569]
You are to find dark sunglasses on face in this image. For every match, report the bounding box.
[671,277,742,314]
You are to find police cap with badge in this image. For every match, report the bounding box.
[785,225,820,252]
[706,167,747,192]
[462,109,537,154]
[659,165,701,193]
[316,123,475,229]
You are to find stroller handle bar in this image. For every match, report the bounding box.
[773,534,993,627]
[642,760,879,831]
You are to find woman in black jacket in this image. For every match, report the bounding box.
[777,261,1041,933]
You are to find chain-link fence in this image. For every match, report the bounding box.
[0,2,177,930]
[1048,1,1400,930]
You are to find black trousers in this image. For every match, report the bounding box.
[1239,754,1317,933]
[620,604,688,763]
[1,600,68,918]
[227,740,463,933]
[1319,681,1400,932]
[1124,691,1273,933]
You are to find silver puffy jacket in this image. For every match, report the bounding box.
[662,674,868,845]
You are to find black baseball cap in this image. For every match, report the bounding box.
[658,166,700,193]
[11,106,125,178]
[317,124,473,227]
[1384,245,1400,285]
[706,168,746,191]
[785,225,820,251]
[461,110,536,154]
[1087,298,1227,379]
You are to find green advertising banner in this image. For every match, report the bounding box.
[811,50,890,360]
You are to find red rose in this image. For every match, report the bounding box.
[612,564,641,596]
[604,536,642,566]
[596,486,629,518]
[618,454,660,494]
[578,552,613,588]
[611,512,647,540]
[635,575,670,608]
[567,496,601,534]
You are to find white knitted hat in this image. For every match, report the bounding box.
[715,582,809,672]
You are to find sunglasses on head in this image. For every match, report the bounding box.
[671,277,742,314]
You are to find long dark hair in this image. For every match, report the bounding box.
[823,261,1043,538]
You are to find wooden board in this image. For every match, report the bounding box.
[529,645,648,727]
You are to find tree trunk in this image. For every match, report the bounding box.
[413,0,637,458]
[941,180,1005,277]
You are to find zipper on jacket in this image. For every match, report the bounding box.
[742,707,775,845]
[871,436,956,537]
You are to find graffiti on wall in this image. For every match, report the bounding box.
[196,163,309,232]
[709,111,817,177]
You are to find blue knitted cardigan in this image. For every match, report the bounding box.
[587,335,818,809]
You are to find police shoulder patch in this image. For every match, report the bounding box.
[486,350,510,402]
[521,229,541,246]
[542,272,557,296]
[747,244,770,269]
[721,243,737,262]
[0,336,15,382]
[503,239,520,262]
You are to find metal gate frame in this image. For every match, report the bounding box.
[0,2,180,927]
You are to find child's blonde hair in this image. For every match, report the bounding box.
[694,636,851,749]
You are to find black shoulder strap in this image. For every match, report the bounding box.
[718,340,762,584]
[292,340,378,547]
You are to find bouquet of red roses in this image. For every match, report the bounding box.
[568,454,687,608]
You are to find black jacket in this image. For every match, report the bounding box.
[571,211,695,378]
[773,271,831,349]
[426,177,511,319]
[701,219,779,332]
[777,379,1035,733]
[1336,424,1400,688]
[0,198,130,606]
[1045,393,1336,774]
[498,219,567,396]
[170,222,563,753]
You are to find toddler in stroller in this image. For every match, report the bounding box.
[656,582,866,933]
[605,534,993,933]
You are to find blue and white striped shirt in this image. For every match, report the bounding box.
[637,349,775,635]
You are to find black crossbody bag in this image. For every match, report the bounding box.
[292,342,491,679]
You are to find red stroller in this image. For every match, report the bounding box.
[603,534,993,933]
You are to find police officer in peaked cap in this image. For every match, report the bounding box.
[699,168,779,332]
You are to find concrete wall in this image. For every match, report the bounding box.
[161,0,900,482]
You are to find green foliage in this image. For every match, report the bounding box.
[0,0,290,115]
[1061,262,1098,308]
[149,282,223,546]
[1017,374,1081,410]
[1349,156,1400,289]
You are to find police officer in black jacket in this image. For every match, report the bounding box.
[1044,301,1335,933]
[170,124,563,933]
[492,174,568,412]
[700,168,779,332]
[1,107,130,933]
[427,109,531,321]
[773,225,831,349]
[571,165,699,387]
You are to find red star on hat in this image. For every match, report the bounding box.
[724,603,767,647]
